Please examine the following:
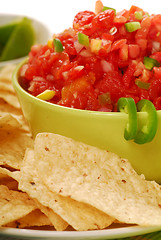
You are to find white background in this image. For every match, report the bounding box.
[0,0,160,35]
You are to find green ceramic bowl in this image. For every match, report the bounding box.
[12,59,161,183]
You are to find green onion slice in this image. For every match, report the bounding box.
[36,90,55,101]
[125,21,141,32]
[135,80,150,90]
[53,38,64,52]
[117,98,137,141]
[134,99,158,144]
[143,57,160,70]
[134,11,143,20]
[102,6,116,14]
[78,32,89,47]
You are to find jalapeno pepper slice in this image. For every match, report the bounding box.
[125,21,141,32]
[117,98,137,141]
[53,38,64,53]
[134,99,158,144]
[78,32,89,47]
[143,57,160,70]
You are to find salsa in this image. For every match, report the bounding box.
[20,1,161,112]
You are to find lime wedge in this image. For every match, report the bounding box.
[0,17,35,61]
[0,17,22,46]
[0,43,3,55]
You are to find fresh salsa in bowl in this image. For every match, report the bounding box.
[20,1,161,112]
[13,1,161,182]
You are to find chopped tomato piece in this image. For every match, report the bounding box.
[128,44,140,59]
[73,11,96,29]
[20,3,161,111]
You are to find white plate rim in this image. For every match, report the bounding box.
[0,225,161,239]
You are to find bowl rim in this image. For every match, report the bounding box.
[12,58,161,117]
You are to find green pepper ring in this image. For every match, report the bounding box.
[117,98,158,144]
[134,99,158,144]
[117,97,137,141]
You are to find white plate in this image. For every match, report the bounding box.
[0,225,161,240]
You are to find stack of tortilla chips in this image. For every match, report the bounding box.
[1,65,161,231]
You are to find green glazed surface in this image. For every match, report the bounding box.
[12,60,161,183]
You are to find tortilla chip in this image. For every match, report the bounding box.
[34,133,161,227]
[0,91,20,109]
[0,163,20,190]
[12,209,53,229]
[0,98,20,114]
[0,185,36,226]
[35,201,68,231]
[0,81,15,93]
[0,65,16,83]
[0,128,33,169]
[0,112,29,133]
[18,149,114,230]
[0,166,20,181]
[0,175,18,190]
[0,113,21,130]
[0,114,33,169]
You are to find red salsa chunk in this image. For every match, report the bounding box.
[20,1,161,111]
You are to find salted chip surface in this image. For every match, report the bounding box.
[0,65,16,83]
[0,166,20,182]
[0,98,21,115]
[0,113,21,130]
[0,112,29,133]
[34,133,161,226]
[10,209,53,229]
[0,185,36,226]
[0,170,19,191]
[18,149,114,231]
[0,91,20,109]
[0,114,33,169]
[0,81,15,93]
[0,129,33,169]
[35,201,68,231]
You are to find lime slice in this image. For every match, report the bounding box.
[0,17,22,46]
[0,17,35,61]
[0,43,3,55]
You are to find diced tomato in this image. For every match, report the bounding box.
[122,61,137,87]
[119,44,128,61]
[149,78,161,101]
[114,15,127,26]
[20,3,161,111]
[150,52,161,63]
[102,33,114,41]
[135,39,147,53]
[95,0,104,14]
[111,39,127,51]
[153,66,161,79]
[135,16,151,39]
[117,9,129,19]
[149,15,161,42]
[95,71,124,103]
[73,11,96,29]
[92,9,115,29]
[153,96,161,110]
[128,44,140,59]
[129,5,143,15]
